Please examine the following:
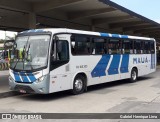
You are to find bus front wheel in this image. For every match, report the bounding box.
[72,75,86,95]
[130,68,138,83]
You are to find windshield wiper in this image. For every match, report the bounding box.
[26,43,33,70]
[22,45,26,70]
[13,45,26,70]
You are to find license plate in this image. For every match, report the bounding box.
[19,89,26,93]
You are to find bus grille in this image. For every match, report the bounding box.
[15,85,35,93]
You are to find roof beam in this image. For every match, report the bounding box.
[92,15,134,25]
[109,21,148,29]
[0,13,29,30]
[0,0,32,13]
[123,24,156,32]
[149,35,160,39]
[68,7,116,20]
[148,32,160,36]
[141,30,160,35]
[134,28,160,34]
[33,0,85,13]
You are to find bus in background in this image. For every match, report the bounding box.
[0,40,14,62]
[8,28,156,94]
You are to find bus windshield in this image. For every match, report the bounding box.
[10,35,50,71]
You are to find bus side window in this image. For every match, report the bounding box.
[150,41,155,54]
[109,39,121,54]
[130,40,134,54]
[92,38,105,55]
[134,40,141,54]
[141,41,144,54]
[71,36,76,55]
[71,35,90,55]
[57,40,69,61]
[50,39,55,61]
[144,41,149,54]
[122,40,130,54]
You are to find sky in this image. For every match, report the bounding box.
[111,0,160,23]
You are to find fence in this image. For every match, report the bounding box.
[0,60,9,71]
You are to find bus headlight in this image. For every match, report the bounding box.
[36,75,45,83]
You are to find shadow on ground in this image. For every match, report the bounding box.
[17,76,154,101]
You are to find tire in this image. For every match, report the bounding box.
[72,75,86,95]
[130,68,138,83]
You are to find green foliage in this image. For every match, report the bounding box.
[0,47,4,50]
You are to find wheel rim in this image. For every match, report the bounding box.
[75,79,83,91]
[132,71,137,80]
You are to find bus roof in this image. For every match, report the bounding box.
[20,28,155,41]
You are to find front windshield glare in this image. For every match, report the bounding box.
[10,35,50,71]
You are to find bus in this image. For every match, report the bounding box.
[9,28,156,94]
[0,40,14,62]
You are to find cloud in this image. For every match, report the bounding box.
[154,19,160,24]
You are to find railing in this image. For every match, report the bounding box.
[0,60,9,71]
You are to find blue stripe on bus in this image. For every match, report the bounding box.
[21,30,29,33]
[111,34,120,38]
[120,54,129,73]
[91,55,111,77]
[27,73,37,82]
[100,33,110,37]
[13,72,21,82]
[121,35,128,39]
[28,29,35,32]
[108,55,121,75]
[35,29,44,32]
[100,33,129,39]
[13,72,37,83]
[21,29,44,33]
[19,72,30,82]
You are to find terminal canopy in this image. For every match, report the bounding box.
[0,0,160,44]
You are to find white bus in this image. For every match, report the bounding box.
[9,28,156,94]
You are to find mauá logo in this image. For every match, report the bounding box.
[133,57,148,64]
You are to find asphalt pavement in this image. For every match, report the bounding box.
[0,68,160,122]
[0,71,9,93]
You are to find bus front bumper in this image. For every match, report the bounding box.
[9,74,50,94]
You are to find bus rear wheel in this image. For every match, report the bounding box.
[130,68,138,83]
[72,75,86,95]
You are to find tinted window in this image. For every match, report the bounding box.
[56,40,69,61]
[144,41,150,54]
[71,35,90,55]
[134,40,143,54]
[108,39,121,54]
[92,38,107,55]
[150,41,155,54]
[122,40,133,54]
